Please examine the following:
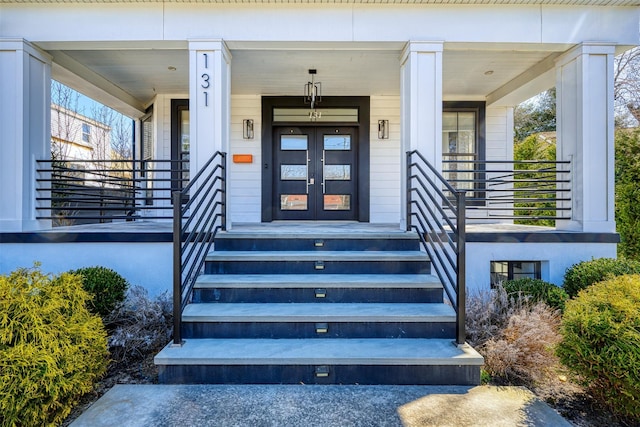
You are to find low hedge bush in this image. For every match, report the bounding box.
[562,257,640,298]
[0,265,108,426]
[502,278,568,311]
[70,266,129,317]
[557,274,640,421]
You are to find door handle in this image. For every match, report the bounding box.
[306,150,311,194]
[321,150,326,194]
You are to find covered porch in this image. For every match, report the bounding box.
[1,36,622,232]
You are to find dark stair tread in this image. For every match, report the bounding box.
[206,251,429,262]
[194,274,441,289]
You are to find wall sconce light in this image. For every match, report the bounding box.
[243,119,254,139]
[378,120,389,139]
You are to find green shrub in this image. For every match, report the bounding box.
[615,128,640,261]
[562,257,640,298]
[70,266,129,317]
[557,274,640,421]
[502,278,568,311]
[0,265,108,426]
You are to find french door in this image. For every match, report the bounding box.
[273,126,358,220]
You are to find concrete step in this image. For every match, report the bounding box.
[155,338,484,385]
[216,226,416,240]
[182,302,455,322]
[181,302,456,339]
[205,251,430,275]
[192,274,444,303]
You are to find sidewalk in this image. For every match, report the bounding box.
[70,384,571,427]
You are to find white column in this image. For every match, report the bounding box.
[188,40,232,226]
[400,41,444,229]
[556,43,616,233]
[188,40,231,171]
[0,40,52,232]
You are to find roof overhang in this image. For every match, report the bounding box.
[4,0,640,5]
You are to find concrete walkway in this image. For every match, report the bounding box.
[70,384,571,427]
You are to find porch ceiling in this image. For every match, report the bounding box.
[48,44,563,116]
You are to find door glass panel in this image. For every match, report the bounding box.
[281,195,308,210]
[324,195,350,210]
[324,165,350,180]
[280,165,307,180]
[180,109,190,183]
[324,135,351,150]
[281,135,308,150]
[442,111,476,193]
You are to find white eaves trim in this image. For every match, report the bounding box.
[2,0,640,5]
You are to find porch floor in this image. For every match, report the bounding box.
[4,221,616,245]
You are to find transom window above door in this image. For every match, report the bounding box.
[273,108,359,123]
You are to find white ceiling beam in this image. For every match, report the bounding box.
[49,50,147,117]
[486,52,561,106]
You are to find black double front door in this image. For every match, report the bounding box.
[273,126,358,220]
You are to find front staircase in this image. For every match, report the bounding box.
[154,225,483,384]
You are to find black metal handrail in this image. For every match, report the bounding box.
[35,159,188,224]
[442,156,571,221]
[407,150,466,345]
[173,151,226,345]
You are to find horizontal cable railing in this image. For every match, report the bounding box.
[407,150,466,345]
[173,152,226,346]
[35,159,188,224]
[443,154,571,222]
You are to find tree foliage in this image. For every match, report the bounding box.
[614,46,640,126]
[615,129,640,260]
[513,89,556,142]
[513,134,557,226]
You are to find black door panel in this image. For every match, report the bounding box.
[273,126,357,220]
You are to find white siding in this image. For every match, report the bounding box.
[139,94,187,220]
[485,106,513,162]
[370,96,402,224]
[228,95,262,224]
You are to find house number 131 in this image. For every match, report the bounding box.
[201,53,210,107]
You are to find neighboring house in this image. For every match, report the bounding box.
[48,104,135,225]
[0,0,637,385]
[51,103,112,162]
